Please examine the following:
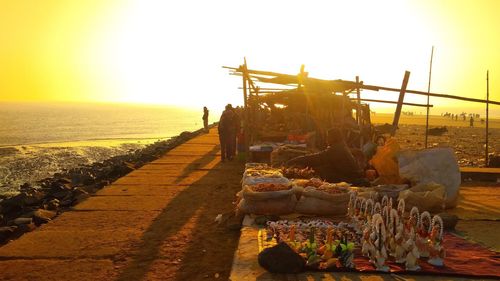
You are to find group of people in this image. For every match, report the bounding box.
[218,104,242,161]
[202,104,242,162]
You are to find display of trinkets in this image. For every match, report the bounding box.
[265,219,357,270]
[262,192,447,273]
[346,191,446,271]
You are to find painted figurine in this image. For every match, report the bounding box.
[371,214,389,272]
[428,215,445,267]
[404,226,421,271]
[417,211,432,258]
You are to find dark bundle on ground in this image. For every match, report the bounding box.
[427,126,448,136]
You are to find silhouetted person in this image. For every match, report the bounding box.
[218,104,235,161]
[469,116,474,127]
[202,106,209,132]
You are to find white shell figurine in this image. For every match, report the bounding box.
[348,191,357,218]
[371,214,390,272]
[390,209,407,263]
[361,222,374,258]
[365,199,374,225]
[397,199,405,224]
[405,207,420,240]
[417,211,432,258]
[428,215,445,267]
[404,228,421,271]
[373,202,382,215]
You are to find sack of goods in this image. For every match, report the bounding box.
[294,179,351,215]
[237,182,300,215]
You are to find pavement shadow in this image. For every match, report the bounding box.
[116,147,243,281]
[173,145,220,184]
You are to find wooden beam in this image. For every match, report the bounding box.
[391,71,411,136]
[352,98,432,108]
[425,46,434,148]
[361,84,500,106]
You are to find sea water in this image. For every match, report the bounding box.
[0,102,217,195]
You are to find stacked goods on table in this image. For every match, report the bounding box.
[238,164,351,216]
[293,179,351,215]
[238,164,299,215]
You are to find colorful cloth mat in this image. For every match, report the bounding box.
[258,230,500,279]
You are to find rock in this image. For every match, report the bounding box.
[73,193,90,205]
[437,213,459,230]
[33,209,56,225]
[427,126,448,136]
[258,242,305,273]
[46,199,60,210]
[488,155,500,168]
[14,223,36,236]
[13,217,33,225]
[51,189,72,200]
[59,199,73,207]
[0,226,17,242]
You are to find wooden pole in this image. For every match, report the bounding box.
[486,70,490,166]
[391,71,411,137]
[356,76,361,123]
[425,46,434,148]
[242,59,250,157]
[356,76,363,148]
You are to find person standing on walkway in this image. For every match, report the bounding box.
[202,106,209,132]
[469,116,474,127]
[218,104,235,162]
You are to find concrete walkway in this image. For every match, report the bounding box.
[0,127,243,280]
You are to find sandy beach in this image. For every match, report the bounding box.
[372,114,500,167]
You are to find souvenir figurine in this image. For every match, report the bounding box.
[389,209,406,263]
[404,227,421,271]
[428,215,445,267]
[361,221,374,258]
[371,214,389,272]
[397,199,405,224]
[405,207,420,240]
[336,236,355,269]
[373,202,382,215]
[381,195,389,210]
[348,192,357,218]
[320,227,336,260]
[364,199,374,226]
[417,211,432,258]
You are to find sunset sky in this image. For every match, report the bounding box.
[0,0,499,114]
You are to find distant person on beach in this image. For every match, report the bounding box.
[202,106,209,132]
[470,116,474,127]
[218,104,236,162]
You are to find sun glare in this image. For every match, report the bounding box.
[0,0,499,114]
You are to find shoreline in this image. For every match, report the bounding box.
[0,125,213,244]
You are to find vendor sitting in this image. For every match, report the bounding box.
[285,127,364,184]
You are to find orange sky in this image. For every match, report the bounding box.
[0,0,499,114]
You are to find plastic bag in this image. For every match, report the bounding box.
[369,138,404,184]
[397,147,460,208]
[398,182,446,213]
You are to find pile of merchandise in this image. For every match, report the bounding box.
[238,163,351,216]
